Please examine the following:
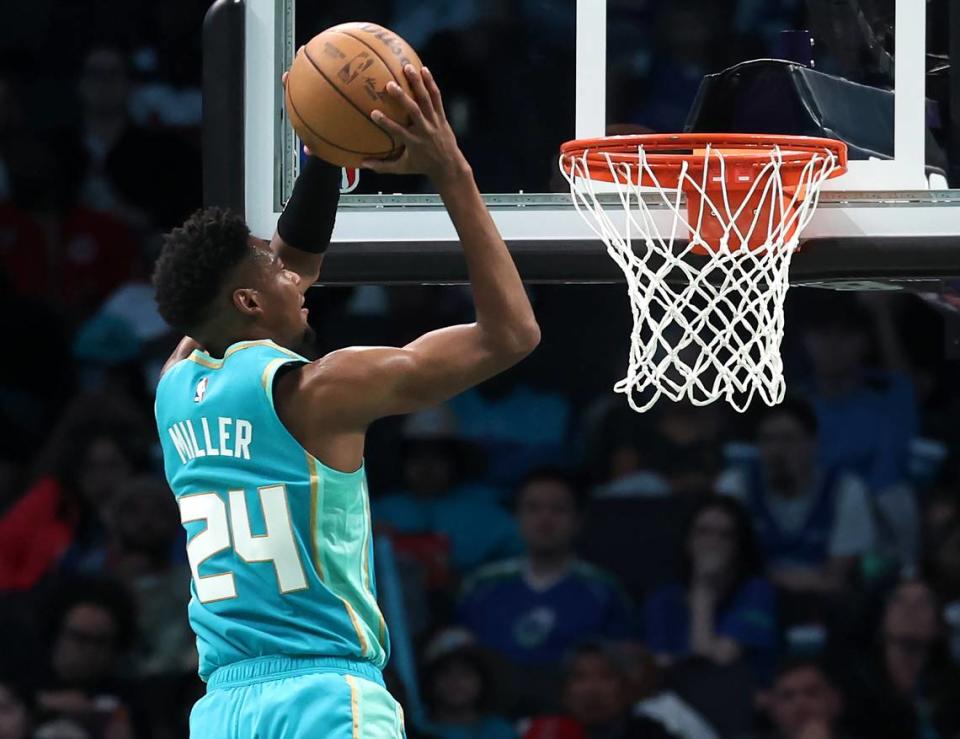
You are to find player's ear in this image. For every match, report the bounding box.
[232,287,263,318]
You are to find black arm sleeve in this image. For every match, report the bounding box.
[276,157,342,254]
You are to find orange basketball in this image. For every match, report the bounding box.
[284,22,423,168]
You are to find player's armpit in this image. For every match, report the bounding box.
[299,322,539,429]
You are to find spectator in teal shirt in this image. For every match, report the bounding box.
[373,407,523,573]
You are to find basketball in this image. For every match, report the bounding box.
[284,22,423,168]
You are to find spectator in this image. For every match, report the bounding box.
[34,576,139,739]
[920,483,960,662]
[101,476,194,678]
[717,398,875,598]
[622,644,720,739]
[458,468,635,666]
[759,658,845,739]
[586,401,726,499]
[457,469,635,712]
[0,139,140,316]
[420,628,517,739]
[448,371,572,488]
[844,579,960,739]
[522,642,676,739]
[0,395,150,591]
[643,497,778,685]
[800,294,917,494]
[61,46,200,230]
[0,679,32,739]
[373,407,522,574]
[922,481,960,596]
[129,4,205,128]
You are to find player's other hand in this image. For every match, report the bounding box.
[361,66,469,185]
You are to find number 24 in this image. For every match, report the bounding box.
[178,486,308,603]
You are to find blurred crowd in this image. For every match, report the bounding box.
[1,1,960,739]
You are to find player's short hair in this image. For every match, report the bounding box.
[153,207,252,334]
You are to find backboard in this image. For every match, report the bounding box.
[203,0,960,290]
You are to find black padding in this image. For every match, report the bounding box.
[685,59,947,172]
[202,0,246,214]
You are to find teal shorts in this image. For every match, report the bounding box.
[190,655,406,738]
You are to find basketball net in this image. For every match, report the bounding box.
[562,143,841,413]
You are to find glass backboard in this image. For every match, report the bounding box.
[203,0,960,290]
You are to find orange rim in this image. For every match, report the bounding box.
[561,133,848,187]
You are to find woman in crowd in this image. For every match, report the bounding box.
[642,497,778,685]
[844,578,960,739]
[0,396,149,591]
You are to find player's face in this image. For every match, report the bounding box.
[249,240,313,351]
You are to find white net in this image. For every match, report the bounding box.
[562,143,840,413]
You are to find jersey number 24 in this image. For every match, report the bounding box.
[178,486,309,603]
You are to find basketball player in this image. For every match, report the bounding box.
[152,66,539,738]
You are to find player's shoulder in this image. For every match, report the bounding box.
[460,557,524,594]
[292,346,417,411]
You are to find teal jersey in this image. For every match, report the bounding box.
[154,340,389,681]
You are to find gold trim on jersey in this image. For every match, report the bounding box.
[306,454,326,581]
[342,599,369,656]
[359,478,388,644]
[306,452,371,657]
[186,339,301,370]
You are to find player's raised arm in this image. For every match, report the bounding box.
[298,65,540,428]
[268,71,341,290]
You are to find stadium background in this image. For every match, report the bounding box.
[0,1,959,738]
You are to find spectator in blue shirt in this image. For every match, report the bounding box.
[643,496,778,686]
[457,468,636,668]
[717,398,875,598]
[800,294,917,493]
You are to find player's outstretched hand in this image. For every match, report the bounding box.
[361,66,468,185]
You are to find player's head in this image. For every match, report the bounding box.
[153,207,312,353]
[514,467,583,559]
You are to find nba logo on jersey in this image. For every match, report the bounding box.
[194,377,208,404]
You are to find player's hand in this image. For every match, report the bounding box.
[361,65,469,185]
